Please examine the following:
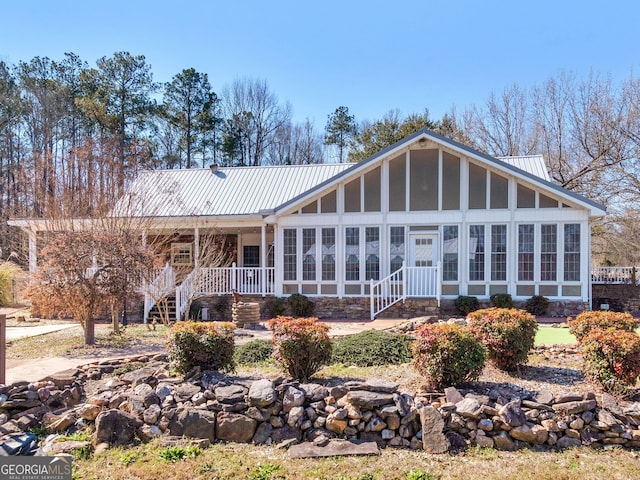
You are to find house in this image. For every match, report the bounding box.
[11,128,606,320]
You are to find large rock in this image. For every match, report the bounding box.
[248,379,277,407]
[344,391,394,409]
[499,400,526,427]
[94,409,142,446]
[300,384,328,402]
[179,409,217,441]
[173,383,201,402]
[215,385,247,404]
[552,400,596,415]
[419,406,449,454]
[455,398,482,420]
[510,424,538,443]
[216,412,257,443]
[252,422,273,445]
[283,387,305,413]
[120,366,158,387]
[493,431,516,451]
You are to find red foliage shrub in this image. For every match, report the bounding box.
[568,311,638,342]
[268,316,332,381]
[411,323,486,390]
[467,308,538,371]
[580,328,640,394]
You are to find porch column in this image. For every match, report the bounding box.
[28,230,37,274]
[261,224,266,296]
[194,227,200,269]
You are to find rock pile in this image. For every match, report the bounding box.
[1,354,640,455]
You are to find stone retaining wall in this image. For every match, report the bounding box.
[2,354,639,455]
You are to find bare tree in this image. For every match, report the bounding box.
[222,78,291,166]
[457,83,537,157]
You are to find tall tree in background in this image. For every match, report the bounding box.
[324,105,357,162]
[79,51,157,186]
[222,78,291,166]
[162,68,220,168]
[348,109,437,162]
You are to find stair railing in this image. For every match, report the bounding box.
[175,267,199,321]
[143,263,176,323]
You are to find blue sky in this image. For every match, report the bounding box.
[1,0,639,126]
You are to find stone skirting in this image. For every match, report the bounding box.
[191,296,591,321]
[193,295,440,320]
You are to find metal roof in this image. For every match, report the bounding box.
[497,155,550,181]
[115,164,352,218]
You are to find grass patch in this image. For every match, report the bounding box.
[69,441,640,480]
[535,326,577,345]
[6,323,168,360]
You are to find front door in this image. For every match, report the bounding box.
[407,233,439,296]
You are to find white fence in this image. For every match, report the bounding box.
[591,266,638,285]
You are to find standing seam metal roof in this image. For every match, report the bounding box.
[497,155,550,182]
[118,163,352,217]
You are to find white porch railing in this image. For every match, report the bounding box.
[198,264,276,296]
[370,262,441,320]
[143,263,176,323]
[173,263,276,320]
[591,266,639,285]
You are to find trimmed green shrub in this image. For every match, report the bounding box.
[580,328,640,394]
[525,295,549,316]
[568,311,638,342]
[261,297,286,318]
[411,323,486,389]
[167,321,235,374]
[454,295,479,315]
[268,316,331,381]
[490,293,514,309]
[288,293,315,317]
[468,308,538,371]
[331,330,412,366]
[234,339,274,365]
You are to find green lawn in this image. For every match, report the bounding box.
[535,326,577,345]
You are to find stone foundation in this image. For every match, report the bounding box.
[194,296,440,320]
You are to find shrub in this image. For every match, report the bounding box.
[525,295,549,316]
[490,293,514,309]
[580,328,640,394]
[167,321,235,374]
[214,297,230,315]
[411,323,486,389]
[288,293,315,317]
[568,311,638,342]
[261,297,286,318]
[234,339,274,365]
[268,316,331,381]
[467,308,538,371]
[331,330,413,366]
[454,295,479,315]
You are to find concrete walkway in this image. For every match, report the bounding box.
[5,323,79,342]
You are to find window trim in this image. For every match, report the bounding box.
[171,242,193,266]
